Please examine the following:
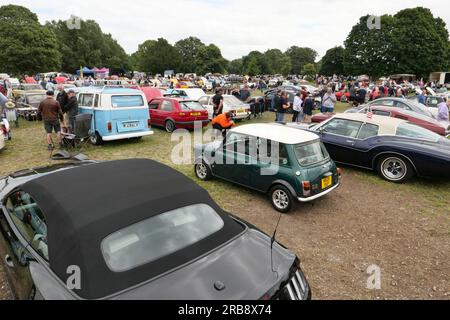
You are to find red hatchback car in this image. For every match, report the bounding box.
[148,98,209,132]
[311,106,449,136]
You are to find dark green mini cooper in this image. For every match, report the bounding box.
[194,123,341,213]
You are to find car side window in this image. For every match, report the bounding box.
[380,100,394,107]
[321,119,363,138]
[149,101,160,110]
[358,123,379,139]
[224,133,256,158]
[5,191,49,261]
[372,110,390,117]
[161,100,173,112]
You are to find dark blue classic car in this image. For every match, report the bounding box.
[288,113,450,183]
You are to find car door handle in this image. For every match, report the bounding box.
[346,140,355,144]
[4,255,14,268]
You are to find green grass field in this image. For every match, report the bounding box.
[1,105,449,214]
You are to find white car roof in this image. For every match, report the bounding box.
[231,123,319,145]
[327,113,406,135]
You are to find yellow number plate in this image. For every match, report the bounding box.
[321,176,332,189]
[238,109,245,113]
[190,112,201,116]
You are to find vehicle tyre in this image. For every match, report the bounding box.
[90,132,103,145]
[195,161,212,181]
[165,120,176,133]
[269,185,294,213]
[377,155,414,183]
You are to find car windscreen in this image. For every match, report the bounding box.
[294,141,329,166]
[27,94,46,104]
[101,204,224,272]
[111,95,145,107]
[396,122,440,142]
[180,101,205,111]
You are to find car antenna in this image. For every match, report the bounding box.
[270,211,283,275]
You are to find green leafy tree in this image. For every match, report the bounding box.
[391,7,450,78]
[285,46,317,74]
[264,49,292,75]
[245,56,261,76]
[344,14,397,78]
[47,19,130,74]
[0,5,61,75]
[228,59,244,74]
[134,38,180,74]
[174,37,205,73]
[302,63,317,79]
[196,44,228,74]
[320,46,345,76]
[242,51,269,75]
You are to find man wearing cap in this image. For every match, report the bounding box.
[37,91,64,150]
[65,89,79,132]
[56,84,69,133]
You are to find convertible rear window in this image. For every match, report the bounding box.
[101,204,224,272]
[294,141,329,166]
[111,95,145,107]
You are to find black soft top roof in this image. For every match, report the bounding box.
[22,159,244,299]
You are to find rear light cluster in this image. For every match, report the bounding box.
[302,181,311,197]
[107,122,112,132]
[337,168,342,179]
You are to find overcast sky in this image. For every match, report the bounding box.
[4,0,450,60]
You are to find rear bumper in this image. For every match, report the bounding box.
[297,182,340,202]
[174,120,210,125]
[101,130,154,141]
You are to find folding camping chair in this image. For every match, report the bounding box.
[54,113,92,160]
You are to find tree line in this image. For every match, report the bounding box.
[0,5,448,79]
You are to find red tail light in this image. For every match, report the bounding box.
[302,181,311,197]
[107,122,112,132]
[337,168,342,177]
[179,112,186,117]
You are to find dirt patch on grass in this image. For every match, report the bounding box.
[224,168,450,300]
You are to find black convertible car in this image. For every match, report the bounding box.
[0,159,310,300]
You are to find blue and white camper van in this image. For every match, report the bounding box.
[76,87,153,145]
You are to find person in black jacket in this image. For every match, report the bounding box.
[56,85,69,133]
[65,89,79,133]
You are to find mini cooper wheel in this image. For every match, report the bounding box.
[269,185,294,213]
[90,132,103,145]
[377,155,413,183]
[165,120,176,133]
[195,162,212,181]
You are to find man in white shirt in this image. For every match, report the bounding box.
[292,92,303,123]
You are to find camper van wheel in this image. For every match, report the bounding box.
[90,132,103,145]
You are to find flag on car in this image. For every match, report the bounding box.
[367,111,373,119]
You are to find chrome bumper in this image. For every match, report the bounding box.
[101,130,154,141]
[297,182,340,202]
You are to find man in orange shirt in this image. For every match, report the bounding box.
[211,112,236,137]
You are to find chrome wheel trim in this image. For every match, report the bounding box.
[165,121,175,132]
[196,163,208,179]
[381,157,407,181]
[272,189,289,210]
